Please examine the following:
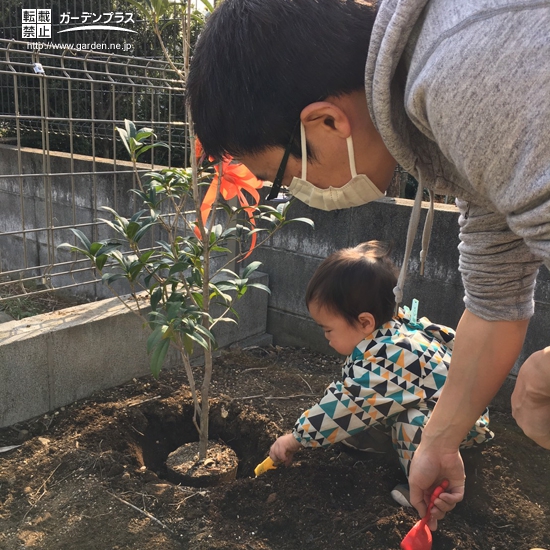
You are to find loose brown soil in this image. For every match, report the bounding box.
[166,442,239,487]
[1,346,549,550]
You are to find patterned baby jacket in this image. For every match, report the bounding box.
[293,308,455,448]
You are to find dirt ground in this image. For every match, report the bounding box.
[1,346,549,550]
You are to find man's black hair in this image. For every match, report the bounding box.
[188,0,377,160]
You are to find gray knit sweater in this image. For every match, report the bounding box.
[365,0,550,321]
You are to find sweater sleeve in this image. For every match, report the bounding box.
[406,7,549,320]
[293,361,423,448]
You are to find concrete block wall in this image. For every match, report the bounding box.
[0,272,269,427]
[249,197,550,375]
[0,144,144,299]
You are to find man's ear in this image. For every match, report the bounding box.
[300,101,351,140]
[357,312,376,335]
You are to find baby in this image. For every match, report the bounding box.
[270,241,493,506]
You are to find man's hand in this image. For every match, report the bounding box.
[512,347,550,449]
[406,310,528,530]
[270,433,302,466]
[408,445,465,531]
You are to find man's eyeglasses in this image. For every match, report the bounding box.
[266,120,299,200]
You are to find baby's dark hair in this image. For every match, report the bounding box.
[305,241,397,328]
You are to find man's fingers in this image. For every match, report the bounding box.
[410,485,428,517]
[430,494,458,521]
[411,484,463,527]
[427,515,438,531]
[437,493,459,510]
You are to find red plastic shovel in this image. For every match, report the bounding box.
[400,480,449,550]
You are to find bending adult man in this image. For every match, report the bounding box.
[187,0,550,529]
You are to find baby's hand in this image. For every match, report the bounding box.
[270,433,301,466]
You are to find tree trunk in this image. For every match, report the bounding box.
[198,346,213,460]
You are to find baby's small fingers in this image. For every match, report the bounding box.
[282,455,293,467]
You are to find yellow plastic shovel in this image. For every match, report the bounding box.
[254,456,277,476]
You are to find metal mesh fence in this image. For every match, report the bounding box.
[0,36,187,307]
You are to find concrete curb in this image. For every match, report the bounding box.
[0,272,270,427]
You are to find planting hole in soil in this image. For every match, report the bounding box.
[130,398,277,485]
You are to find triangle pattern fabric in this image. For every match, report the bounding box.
[291,310,492,457]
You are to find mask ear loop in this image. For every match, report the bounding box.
[300,122,308,180]
[346,135,358,177]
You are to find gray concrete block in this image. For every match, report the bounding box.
[47,300,155,409]
[267,199,350,257]
[267,308,335,356]
[251,248,321,317]
[348,198,463,286]
[0,334,51,427]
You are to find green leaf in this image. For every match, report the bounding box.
[168,261,189,276]
[95,242,122,257]
[214,316,238,326]
[116,126,132,157]
[97,218,126,238]
[139,250,155,264]
[130,209,148,223]
[191,292,204,309]
[125,119,137,140]
[150,338,170,378]
[57,243,93,260]
[185,330,209,351]
[69,228,92,251]
[128,263,145,282]
[151,0,171,18]
[213,281,238,292]
[146,325,165,354]
[210,246,232,254]
[157,240,174,256]
[102,273,127,284]
[247,282,271,294]
[221,227,238,239]
[195,324,217,347]
[237,286,247,298]
[242,261,262,279]
[95,254,108,271]
[126,221,141,240]
[124,0,150,20]
[183,333,194,355]
[218,268,239,279]
[150,287,163,311]
[201,0,214,13]
[133,223,155,243]
[135,128,154,141]
[135,142,170,157]
[288,217,315,228]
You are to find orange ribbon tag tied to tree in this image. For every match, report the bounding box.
[195,140,264,259]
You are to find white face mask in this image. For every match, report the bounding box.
[287,123,384,211]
